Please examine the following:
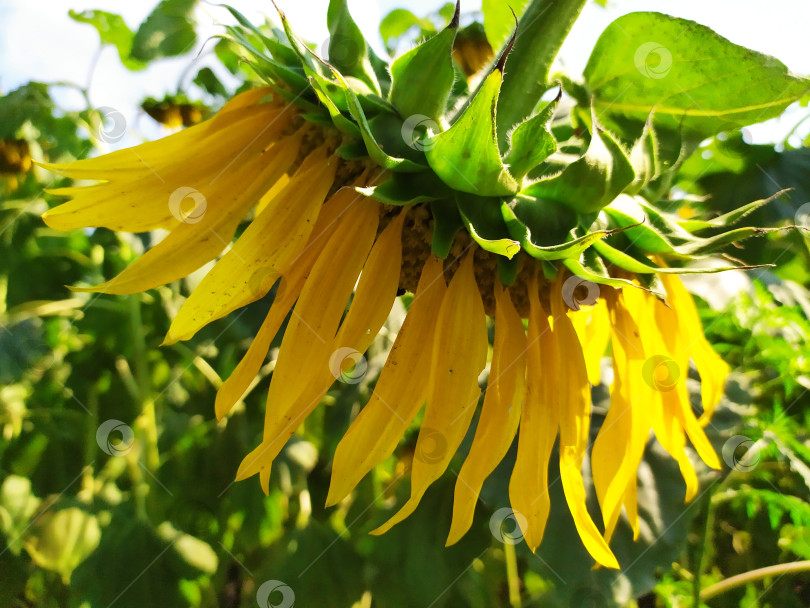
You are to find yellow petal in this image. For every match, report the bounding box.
[70,131,303,294]
[165,145,338,342]
[448,283,525,546]
[371,253,487,535]
[660,274,730,422]
[42,108,293,232]
[593,288,652,545]
[235,200,380,484]
[508,275,557,552]
[325,256,447,507]
[572,299,611,386]
[551,279,619,569]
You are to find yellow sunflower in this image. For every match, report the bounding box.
[41,1,788,570]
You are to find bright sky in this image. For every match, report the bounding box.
[2,0,809,146]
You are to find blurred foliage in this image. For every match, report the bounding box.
[2,1,810,607]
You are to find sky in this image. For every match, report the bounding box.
[2,0,810,147]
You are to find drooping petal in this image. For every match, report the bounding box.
[42,104,296,232]
[211,186,367,418]
[69,132,304,294]
[235,199,380,487]
[447,282,525,546]
[509,275,557,552]
[551,279,619,569]
[660,274,729,422]
[165,145,338,342]
[325,256,447,507]
[592,288,652,544]
[572,298,611,386]
[371,253,488,535]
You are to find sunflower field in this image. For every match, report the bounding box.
[2,1,810,607]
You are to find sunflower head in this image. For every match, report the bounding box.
[39,0,804,570]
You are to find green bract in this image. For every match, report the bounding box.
[223,1,810,293]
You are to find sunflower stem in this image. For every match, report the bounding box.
[496,0,587,148]
[504,540,522,607]
[699,561,810,600]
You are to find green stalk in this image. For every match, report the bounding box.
[496,0,587,148]
[503,541,522,607]
[700,561,810,601]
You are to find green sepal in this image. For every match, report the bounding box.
[426,70,521,196]
[456,193,521,259]
[603,196,679,255]
[358,171,454,205]
[224,6,298,67]
[331,70,426,172]
[592,239,766,275]
[678,194,780,232]
[223,27,309,93]
[308,78,362,137]
[636,272,667,301]
[388,2,459,122]
[336,140,368,160]
[326,0,381,94]
[502,90,559,179]
[522,116,635,213]
[626,115,659,195]
[563,249,639,291]
[502,197,610,261]
[430,199,464,258]
[498,256,520,287]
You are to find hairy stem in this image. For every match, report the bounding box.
[496,0,587,148]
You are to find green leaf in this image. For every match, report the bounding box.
[192,67,228,98]
[482,0,529,51]
[380,9,435,52]
[389,5,458,122]
[24,506,100,583]
[503,92,559,178]
[68,10,146,71]
[523,121,635,213]
[426,71,520,196]
[327,0,381,94]
[130,0,197,62]
[358,171,453,205]
[431,199,464,258]
[584,12,810,139]
[456,193,521,259]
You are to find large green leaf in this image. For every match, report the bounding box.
[130,0,197,62]
[68,10,146,71]
[584,12,810,139]
[426,71,520,196]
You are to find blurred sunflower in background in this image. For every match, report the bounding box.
[40,0,806,570]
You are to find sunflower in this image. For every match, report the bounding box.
[41,2,787,569]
